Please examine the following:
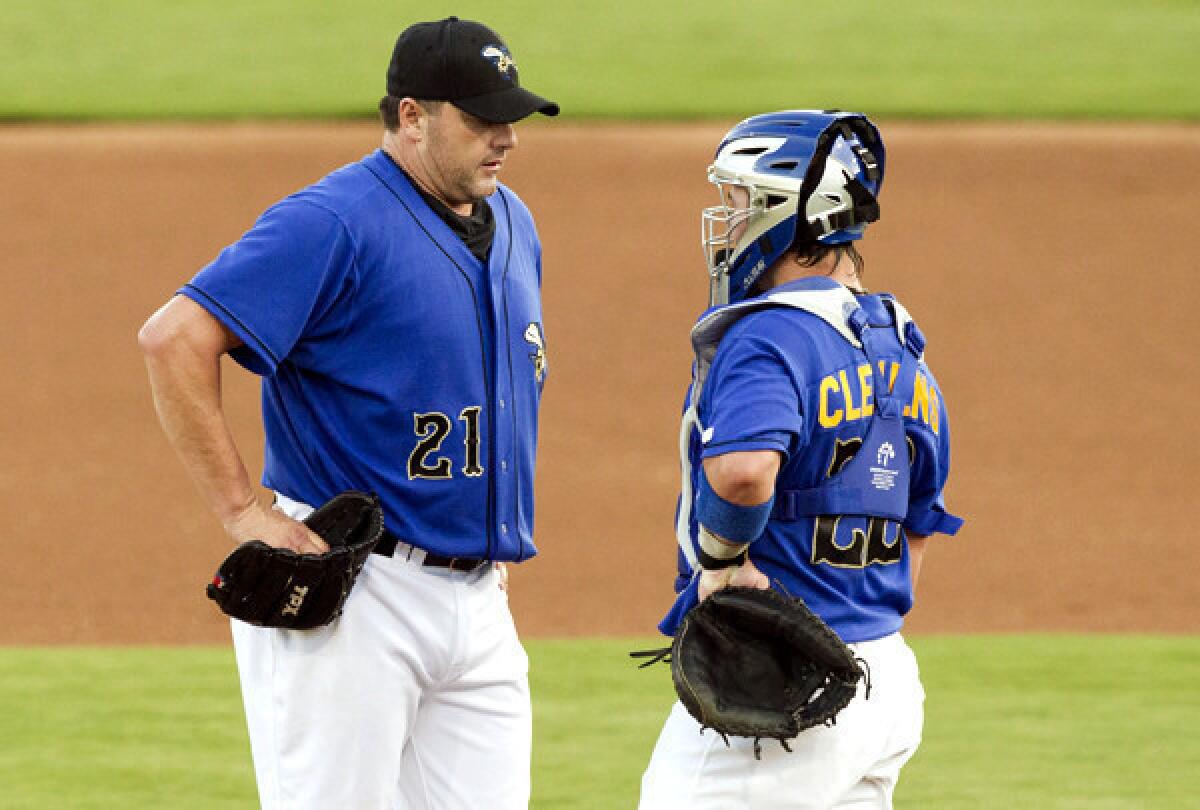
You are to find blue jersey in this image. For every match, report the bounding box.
[182,149,547,562]
[661,276,960,642]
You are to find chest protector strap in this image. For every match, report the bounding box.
[771,300,923,523]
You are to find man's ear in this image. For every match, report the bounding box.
[397,98,426,141]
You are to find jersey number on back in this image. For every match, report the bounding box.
[811,437,913,568]
[408,408,484,479]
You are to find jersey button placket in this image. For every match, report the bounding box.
[494,392,514,545]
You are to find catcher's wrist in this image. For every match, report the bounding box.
[697,526,749,570]
[697,547,747,570]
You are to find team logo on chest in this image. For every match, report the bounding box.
[524,322,547,383]
[871,441,898,491]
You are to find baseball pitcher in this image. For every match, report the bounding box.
[139,17,558,809]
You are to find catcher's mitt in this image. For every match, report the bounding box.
[206,491,384,629]
[660,586,866,758]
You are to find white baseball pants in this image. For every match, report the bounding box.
[230,499,531,809]
[638,632,924,810]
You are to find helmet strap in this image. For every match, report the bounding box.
[792,118,883,243]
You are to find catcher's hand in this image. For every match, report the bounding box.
[698,558,769,601]
[670,586,866,758]
[206,491,384,629]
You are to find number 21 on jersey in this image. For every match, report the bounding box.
[408,407,484,480]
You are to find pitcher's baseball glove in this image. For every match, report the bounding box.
[206,491,384,629]
[668,586,867,757]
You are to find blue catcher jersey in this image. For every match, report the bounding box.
[662,276,961,642]
[182,150,548,561]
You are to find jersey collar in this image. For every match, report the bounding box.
[365,149,507,273]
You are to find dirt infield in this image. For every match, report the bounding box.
[2,121,1197,644]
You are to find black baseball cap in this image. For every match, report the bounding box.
[386,17,560,124]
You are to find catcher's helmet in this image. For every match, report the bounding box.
[702,110,885,306]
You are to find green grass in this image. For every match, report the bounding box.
[0,637,1197,808]
[0,647,254,809]
[2,0,1199,120]
[902,636,1200,808]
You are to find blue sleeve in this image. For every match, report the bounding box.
[698,333,805,459]
[180,199,356,376]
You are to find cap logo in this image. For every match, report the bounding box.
[481,45,516,80]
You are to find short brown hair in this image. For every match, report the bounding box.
[378,96,444,132]
[792,241,865,278]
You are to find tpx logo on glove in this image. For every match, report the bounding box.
[280,584,310,617]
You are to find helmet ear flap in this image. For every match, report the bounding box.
[723,215,801,302]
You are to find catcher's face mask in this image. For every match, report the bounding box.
[701,166,797,307]
[701,174,753,304]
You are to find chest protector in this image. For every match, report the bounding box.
[685,286,956,547]
[769,297,920,523]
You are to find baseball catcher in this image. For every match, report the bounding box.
[637,110,963,809]
[206,491,384,629]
